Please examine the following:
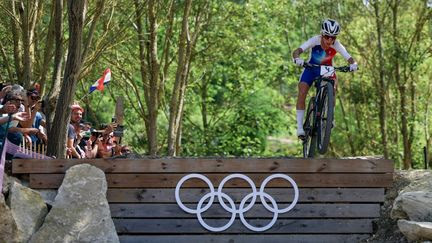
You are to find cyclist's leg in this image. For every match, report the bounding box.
[296,82,310,136]
[296,70,314,137]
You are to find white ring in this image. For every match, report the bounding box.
[196,192,236,232]
[175,173,299,232]
[175,173,215,214]
[260,174,299,214]
[217,173,257,213]
[239,191,279,232]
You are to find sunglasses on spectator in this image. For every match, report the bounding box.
[30,96,40,100]
[322,35,336,40]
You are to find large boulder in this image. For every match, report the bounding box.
[391,191,432,221]
[390,171,432,241]
[0,194,20,243]
[30,163,119,243]
[7,181,48,242]
[397,219,432,241]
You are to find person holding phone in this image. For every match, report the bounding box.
[20,88,47,145]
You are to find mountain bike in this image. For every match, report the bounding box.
[302,62,352,158]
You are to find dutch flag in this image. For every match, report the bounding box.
[89,68,111,93]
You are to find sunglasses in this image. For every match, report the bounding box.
[30,96,40,100]
[323,35,336,40]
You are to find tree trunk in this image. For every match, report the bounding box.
[373,1,389,159]
[47,0,86,158]
[10,0,22,82]
[39,0,56,95]
[390,0,411,169]
[147,0,160,156]
[0,41,14,81]
[167,0,192,156]
[81,0,105,64]
[133,0,152,154]
[45,0,63,133]
[399,84,411,169]
[159,0,176,110]
[201,74,210,155]
[19,0,40,88]
[338,96,355,155]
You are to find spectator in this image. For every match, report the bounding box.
[96,124,119,158]
[79,127,99,158]
[0,84,12,103]
[67,104,84,158]
[20,88,47,145]
[0,91,37,149]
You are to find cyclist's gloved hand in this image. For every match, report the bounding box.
[350,63,358,72]
[293,58,304,67]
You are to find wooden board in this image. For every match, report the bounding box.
[13,158,394,173]
[113,218,373,234]
[118,234,371,243]
[109,203,380,218]
[106,188,385,203]
[13,158,393,239]
[29,173,394,189]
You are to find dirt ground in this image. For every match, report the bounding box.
[364,170,431,242]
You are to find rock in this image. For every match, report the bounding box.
[0,194,20,243]
[400,171,432,193]
[391,191,432,221]
[398,219,432,241]
[30,163,119,243]
[7,181,48,242]
[35,189,57,206]
[366,170,429,242]
[1,173,21,195]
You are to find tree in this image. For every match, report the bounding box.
[47,0,87,158]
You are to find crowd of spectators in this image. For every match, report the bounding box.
[66,103,130,159]
[0,83,130,159]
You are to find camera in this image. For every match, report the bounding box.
[113,125,124,137]
[81,130,91,139]
[90,128,103,138]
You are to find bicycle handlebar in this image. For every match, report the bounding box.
[303,62,353,72]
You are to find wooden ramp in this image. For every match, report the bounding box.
[13,158,394,243]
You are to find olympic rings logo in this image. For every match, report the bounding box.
[175,173,299,232]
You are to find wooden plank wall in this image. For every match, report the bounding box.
[13,158,394,243]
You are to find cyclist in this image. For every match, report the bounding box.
[292,18,358,138]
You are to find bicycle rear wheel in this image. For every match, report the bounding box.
[317,82,334,154]
[303,97,316,158]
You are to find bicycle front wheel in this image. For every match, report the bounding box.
[303,97,316,158]
[317,82,334,154]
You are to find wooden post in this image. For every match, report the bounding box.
[114,96,124,144]
[114,96,124,125]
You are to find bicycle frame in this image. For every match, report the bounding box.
[302,63,350,157]
[304,77,334,140]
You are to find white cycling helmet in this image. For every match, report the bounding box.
[321,18,340,36]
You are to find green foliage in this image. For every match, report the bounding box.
[1,0,431,166]
[70,0,432,166]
